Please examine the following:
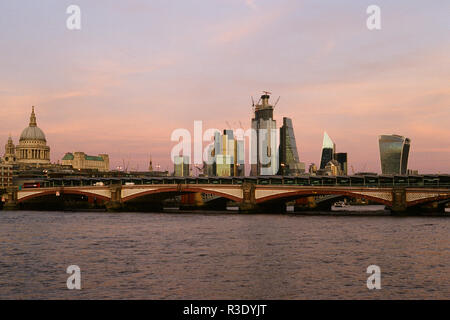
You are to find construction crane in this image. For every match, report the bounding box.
[273,96,281,108]
[194,164,204,176]
[122,159,130,172]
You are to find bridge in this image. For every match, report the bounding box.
[2,175,450,213]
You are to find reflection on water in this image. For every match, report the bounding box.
[0,211,448,299]
[331,205,387,212]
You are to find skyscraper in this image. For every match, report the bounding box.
[319,132,335,169]
[208,130,244,177]
[334,152,348,175]
[278,117,305,175]
[250,93,278,176]
[379,135,411,175]
[174,155,190,177]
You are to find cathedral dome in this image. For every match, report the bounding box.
[20,126,46,141]
[19,106,47,142]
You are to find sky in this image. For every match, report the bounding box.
[0,0,449,173]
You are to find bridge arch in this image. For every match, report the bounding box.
[256,189,392,206]
[406,193,450,207]
[121,187,242,203]
[18,189,110,203]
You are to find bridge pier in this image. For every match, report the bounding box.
[239,182,258,213]
[239,182,287,213]
[2,187,18,210]
[391,188,407,214]
[106,184,123,212]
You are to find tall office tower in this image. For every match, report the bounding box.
[278,117,305,176]
[250,93,278,176]
[379,135,411,175]
[174,155,190,177]
[218,130,234,177]
[319,132,336,169]
[335,152,348,175]
[212,130,245,177]
[236,139,245,176]
[204,144,216,176]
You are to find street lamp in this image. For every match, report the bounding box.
[280,163,285,176]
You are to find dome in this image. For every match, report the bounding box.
[19,106,47,142]
[20,126,46,141]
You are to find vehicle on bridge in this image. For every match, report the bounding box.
[23,182,41,189]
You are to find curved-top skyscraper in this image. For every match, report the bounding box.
[378,134,411,175]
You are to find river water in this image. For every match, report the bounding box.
[0,210,448,299]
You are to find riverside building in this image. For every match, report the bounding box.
[61,152,110,172]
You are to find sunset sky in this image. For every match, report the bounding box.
[1,0,449,173]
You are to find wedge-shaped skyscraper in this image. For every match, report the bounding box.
[278,117,305,175]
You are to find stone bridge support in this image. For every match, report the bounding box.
[239,182,257,213]
[391,188,407,213]
[238,182,287,213]
[105,184,122,211]
[2,187,19,210]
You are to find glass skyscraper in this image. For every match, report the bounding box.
[278,117,305,175]
[207,130,244,177]
[335,152,348,175]
[174,155,190,177]
[379,135,411,175]
[319,132,336,169]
